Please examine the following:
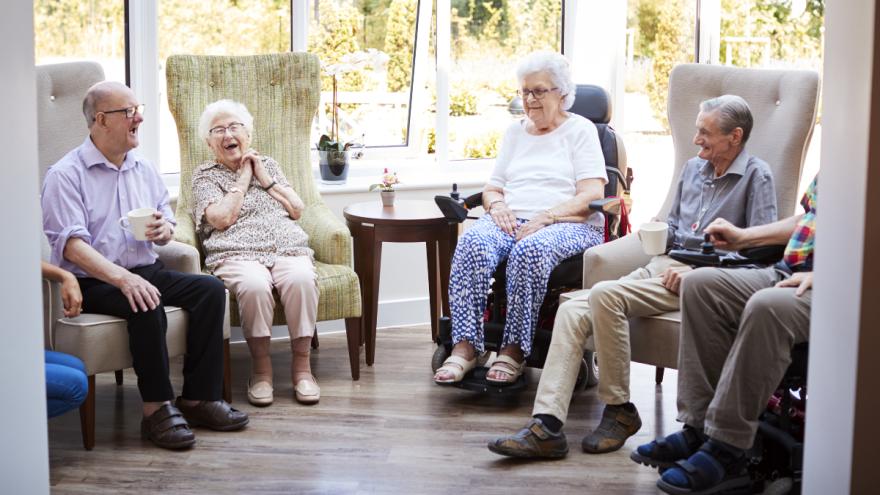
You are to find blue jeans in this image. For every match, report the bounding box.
[45,350,88,418]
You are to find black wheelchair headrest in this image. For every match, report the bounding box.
[569,84,611,124]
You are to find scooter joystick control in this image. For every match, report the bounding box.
[701,233,716,255]
[450,183,460,201]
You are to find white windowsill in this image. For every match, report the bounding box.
[164,157,495,201]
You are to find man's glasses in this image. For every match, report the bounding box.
[98,104,145,120]
[209,122,246,137]
[517,87,560,100]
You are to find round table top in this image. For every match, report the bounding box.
[343,199,449,226]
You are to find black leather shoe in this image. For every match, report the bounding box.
[175,398,249,431]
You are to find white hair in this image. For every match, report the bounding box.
[515,50,576,110]
[198,99,254,141]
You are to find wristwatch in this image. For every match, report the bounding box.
[228,186,243,194]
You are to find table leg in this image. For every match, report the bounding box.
[366,236,382,366]
[426,240,440,341]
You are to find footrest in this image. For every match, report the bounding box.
[450,366,528,394]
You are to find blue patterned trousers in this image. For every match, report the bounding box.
[448,214,604,356]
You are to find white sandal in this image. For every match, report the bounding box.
[486,354,526,384]
[433,355,477,384]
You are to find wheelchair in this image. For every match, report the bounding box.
[432,84,632,393]
[668,243,807,494]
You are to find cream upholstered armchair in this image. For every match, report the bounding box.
[575,63,820,382]
[37,61,232,450]
[165,53,363,379]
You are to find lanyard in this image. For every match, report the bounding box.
[691,178,719,233]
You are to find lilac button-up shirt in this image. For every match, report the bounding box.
[41,137,176,277]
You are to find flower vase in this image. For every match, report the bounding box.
[318,149,350,185]
[380,190,396,207]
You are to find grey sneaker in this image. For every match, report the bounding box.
[582,403,642,454]
[487,418,569,459]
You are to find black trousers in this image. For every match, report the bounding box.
[78,261,226,402]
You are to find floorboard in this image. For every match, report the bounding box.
[48,326,678,494]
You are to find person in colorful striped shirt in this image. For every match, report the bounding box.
[631,175,817,494]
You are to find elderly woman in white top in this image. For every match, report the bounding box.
[191,100,320,406]
[434,51,608,385]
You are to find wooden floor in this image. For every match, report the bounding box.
[48,326,679,494]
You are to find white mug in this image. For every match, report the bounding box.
[638,221,669,255]
[119,207,156,241]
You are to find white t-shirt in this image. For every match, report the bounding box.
[488,113,608,226]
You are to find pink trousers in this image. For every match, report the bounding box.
[214,257,318,340]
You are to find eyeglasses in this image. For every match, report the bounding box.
[209,122,246,137]
[98,104,145,120]
[517,87,560,100]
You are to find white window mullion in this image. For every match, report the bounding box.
[292,0,308,52]
[696,0,721,64]
[406,0,433,157]
[436,0,450,166]
[128,0,160,168]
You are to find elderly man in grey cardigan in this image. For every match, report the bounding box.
[489,94,778,459]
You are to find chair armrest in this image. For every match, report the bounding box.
[172,214,198,250]
[155,240,202,274]
[583,233,652,289]
[299,204,353,267]
[589,197,633,215]
[43,278,63,350]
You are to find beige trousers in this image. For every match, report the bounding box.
[533,255,685,422]
[214,257,318,340]
[677,267,811,450]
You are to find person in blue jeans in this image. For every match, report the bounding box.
[45,350,88,418]
[42,261,88,418]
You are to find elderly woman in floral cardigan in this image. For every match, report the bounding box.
[191,99,319,407]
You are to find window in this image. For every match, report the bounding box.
[308,0,419,152]
[447,0,563,160]
[34,0,126,83]
[624,0,696,225]
[719,0,824,193]
[157,0,293,173]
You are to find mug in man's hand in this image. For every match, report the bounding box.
[638,221,669,255]
[119,208,156,241]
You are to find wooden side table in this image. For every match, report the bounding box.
[344,200,458,367]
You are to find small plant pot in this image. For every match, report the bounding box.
[318,150,350,185]
[380,190,396,207]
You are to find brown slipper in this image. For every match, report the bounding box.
[140,403,195,450]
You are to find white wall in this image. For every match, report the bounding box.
[803,0,873,492]
[0,2,50,493]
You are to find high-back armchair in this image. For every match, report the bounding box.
[165,52,363,379]
[577,63,820,381]
[37,61,233,450]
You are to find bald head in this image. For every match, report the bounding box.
[83,81,132,128]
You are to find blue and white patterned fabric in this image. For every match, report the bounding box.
[449,214,604,356]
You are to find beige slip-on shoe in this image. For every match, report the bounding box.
[294,377,320,405]
[247,379,274,407]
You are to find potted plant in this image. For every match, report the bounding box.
[318,49,388,185]
[369,168,400,207]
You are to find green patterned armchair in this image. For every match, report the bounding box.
[166,52,364,380]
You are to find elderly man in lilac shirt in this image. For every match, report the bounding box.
[42,81,248,450]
